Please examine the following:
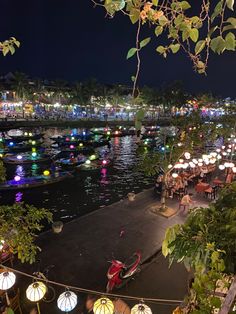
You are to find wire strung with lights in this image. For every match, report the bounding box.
[0,264,183,313]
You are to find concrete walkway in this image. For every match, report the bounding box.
[16,188,209,313]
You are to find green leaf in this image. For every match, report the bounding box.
[155,25,163,37]
[131,76,136,82]
[210,36,226,54]
[223,25,236,32]
[182,29,189,41]
[14,40,20,48]
[189,28,199,42]
[156,45,165,54]
[152,0,158,5]
[178,1,191,10]
[211,1,223,22]
[225,32,235,50]
[210,296,221,308]
[169,43,180,53]
[140,37,151,48]
[195,40,206,54]
[226,0,234,10]
[159,15,168,26]
[9,45,15,55]
[129,8,140,24]
[226,17,236,27]
[126,47,137,59]
[2,46,9,56]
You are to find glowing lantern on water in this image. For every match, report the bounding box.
[79,143,83,147]
[43,170,50,176]
[107,131,111,135]
[57,291,77,312]
[172,173,178,178]
[70,145,74,149]
[85,160,91,165]
[24,132,28,136]
[14,175,21,182]
[29,132,33,137]
[102,160,107,165]
[32,140,36,146]
[93,298,114,314]
[32,147,36,152]
[219,165,225,170]
[17,155,23,160]
[71,137,75,140]
[32,152,37,158]
[115,131,119,135]
[90,154,96,160]
[66,137,70,142]
[9,142,14,146]
[0,154,3,158]
[0,272,16,290]
[131,303,152,314]
[83,131,86,136]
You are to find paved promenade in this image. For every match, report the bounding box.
[15,188,209,314]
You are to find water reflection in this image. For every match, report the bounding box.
[1,128,153,224]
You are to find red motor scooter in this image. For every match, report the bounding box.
[106,252,141,292]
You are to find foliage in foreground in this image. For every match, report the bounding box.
[0,37,20,56]
[163,182,236,313]
[0,203,52,264]
[0,160,6,183]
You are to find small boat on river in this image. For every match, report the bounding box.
[76,159,112,172]
[3,153,51,165]
[0,171,73,191]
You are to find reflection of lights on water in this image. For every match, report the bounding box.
[15,192,23,203]
[17,155,23,160]
[31,163,39,176]
[14,175,21,182]
[16,165,25,177]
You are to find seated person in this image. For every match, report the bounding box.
[180,193,193,211]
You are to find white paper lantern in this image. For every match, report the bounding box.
[232,167,236,173]
[57,291,77,312]
[168,164,173,169]
[131,303,152,314]
[0,272,16,290]
[219,165,225,170]
[184,152,191,159]
[93,297,114,314]
[172,173,178,178]
[26,282,46,302]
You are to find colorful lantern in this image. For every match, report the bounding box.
[26,282,46,302]
[43,170,50,176]
[93,298,114,314]
[14,175,21,182]
[17,155,23,160]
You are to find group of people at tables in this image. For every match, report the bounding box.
[155,163,234,211]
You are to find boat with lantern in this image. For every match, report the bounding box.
[76,158,112,172]
[55,156,87,169]
[0,171,73,191]
[7,130,44,142]
[1,140,44,153]
[3,152,51,165]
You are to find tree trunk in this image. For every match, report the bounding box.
[160,175,167,211]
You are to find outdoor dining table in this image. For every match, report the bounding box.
[195,182,210,193]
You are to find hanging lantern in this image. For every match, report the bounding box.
[172,173,178,178]
[26,282,46,302]
[182,163,189,169]
[93,297,114,314]
[85,160,91,165]
[198,162,203,167]
[168,164,173,169]
[184,152,191,159]
[131,303,152,314]
[232,167,236,173]
[179,159,184,163]
[57,291,77,312]
[219,164,225,170]
[0,272,16,290]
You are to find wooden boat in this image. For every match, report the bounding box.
[76,159,112,172]
[4,141,43,153]
[3,153,51,165]
[55,157,86,169]
[0,172,73,191]
[8,133,44,142]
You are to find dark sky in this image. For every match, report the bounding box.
[1,0,236,96]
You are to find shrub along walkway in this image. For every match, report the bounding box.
[15,188,209,314]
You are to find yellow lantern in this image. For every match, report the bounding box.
[93,297,114,314]
[26,282,46,314]
[43,170,50,176]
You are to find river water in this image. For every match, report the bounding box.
[1,128,154,222]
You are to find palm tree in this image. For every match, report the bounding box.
[12,72,29,101]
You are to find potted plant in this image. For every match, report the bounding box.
[52,221,63,233]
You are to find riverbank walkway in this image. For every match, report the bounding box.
[14,188,209,314]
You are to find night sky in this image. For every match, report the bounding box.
[1,0,236,96]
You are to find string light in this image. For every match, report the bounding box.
[57,291,77,312]
[131,303,152,314]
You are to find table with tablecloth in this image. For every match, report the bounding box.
[195,182,210,192]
